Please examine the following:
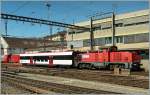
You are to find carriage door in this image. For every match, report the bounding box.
[48,56,53,67]
[30,57,33,64]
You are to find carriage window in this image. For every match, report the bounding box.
[37,59,40,61]
[53,55,73,60]
[33,56,49,62]
[20,56,30,60]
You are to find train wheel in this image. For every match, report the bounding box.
[109,65,114,70]
[85,63,90,69]
[89,64,94,70]
[86,63,91,69]
[78,63,83,69]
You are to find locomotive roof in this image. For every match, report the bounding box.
[20,51,73,56]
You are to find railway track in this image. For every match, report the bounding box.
[2,64,149,89]
[2,71,118,94]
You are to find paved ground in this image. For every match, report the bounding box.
[18,73,148,94]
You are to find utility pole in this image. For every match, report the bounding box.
[46,2,52,40]
[72,19,75,41]
[112,12,115,46]
[89,11,115,51]
[45,2,51,51]
[90,17,94,51]
[5,20,8,36]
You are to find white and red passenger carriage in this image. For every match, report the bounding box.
[19,51,75,67]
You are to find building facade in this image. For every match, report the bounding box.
[43,31,67,50]
[44,31,67,41]
[67,9,149,52]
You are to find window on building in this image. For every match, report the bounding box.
[68,31,75,35]
[94,38,105,46]
[135,33,149,43]
[124,33,149,44]
[102,27,112,30]
[124,23,135,26]
[115,36,123,43]
[9,48,12,52]
[115,23,123,27]
[135,21,149,25]
[70,45,74,49]
[124,35,135,44]
[94,24,102,31]
[105,37,112,44]
[83,39,90,47]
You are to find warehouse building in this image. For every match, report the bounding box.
[67,9,149,71]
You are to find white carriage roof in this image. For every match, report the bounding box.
[20,51,73,56]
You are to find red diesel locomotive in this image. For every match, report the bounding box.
[1,46,141,70]
[77,46,141,70]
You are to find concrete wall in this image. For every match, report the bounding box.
[141,59,149,72]
[0,36,8,55]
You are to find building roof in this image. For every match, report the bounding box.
[3,36,67,50]
[3,36,43,49]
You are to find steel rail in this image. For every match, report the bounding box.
[2,72,117,94]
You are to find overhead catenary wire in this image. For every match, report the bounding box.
[11,1,30,14]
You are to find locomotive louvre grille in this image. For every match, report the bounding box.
[82,54,90,58]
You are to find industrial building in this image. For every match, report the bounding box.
[44,31,67,41]
[67,9,149,52]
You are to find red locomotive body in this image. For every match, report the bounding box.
[81,52,99,62]
[78,46,141,70]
